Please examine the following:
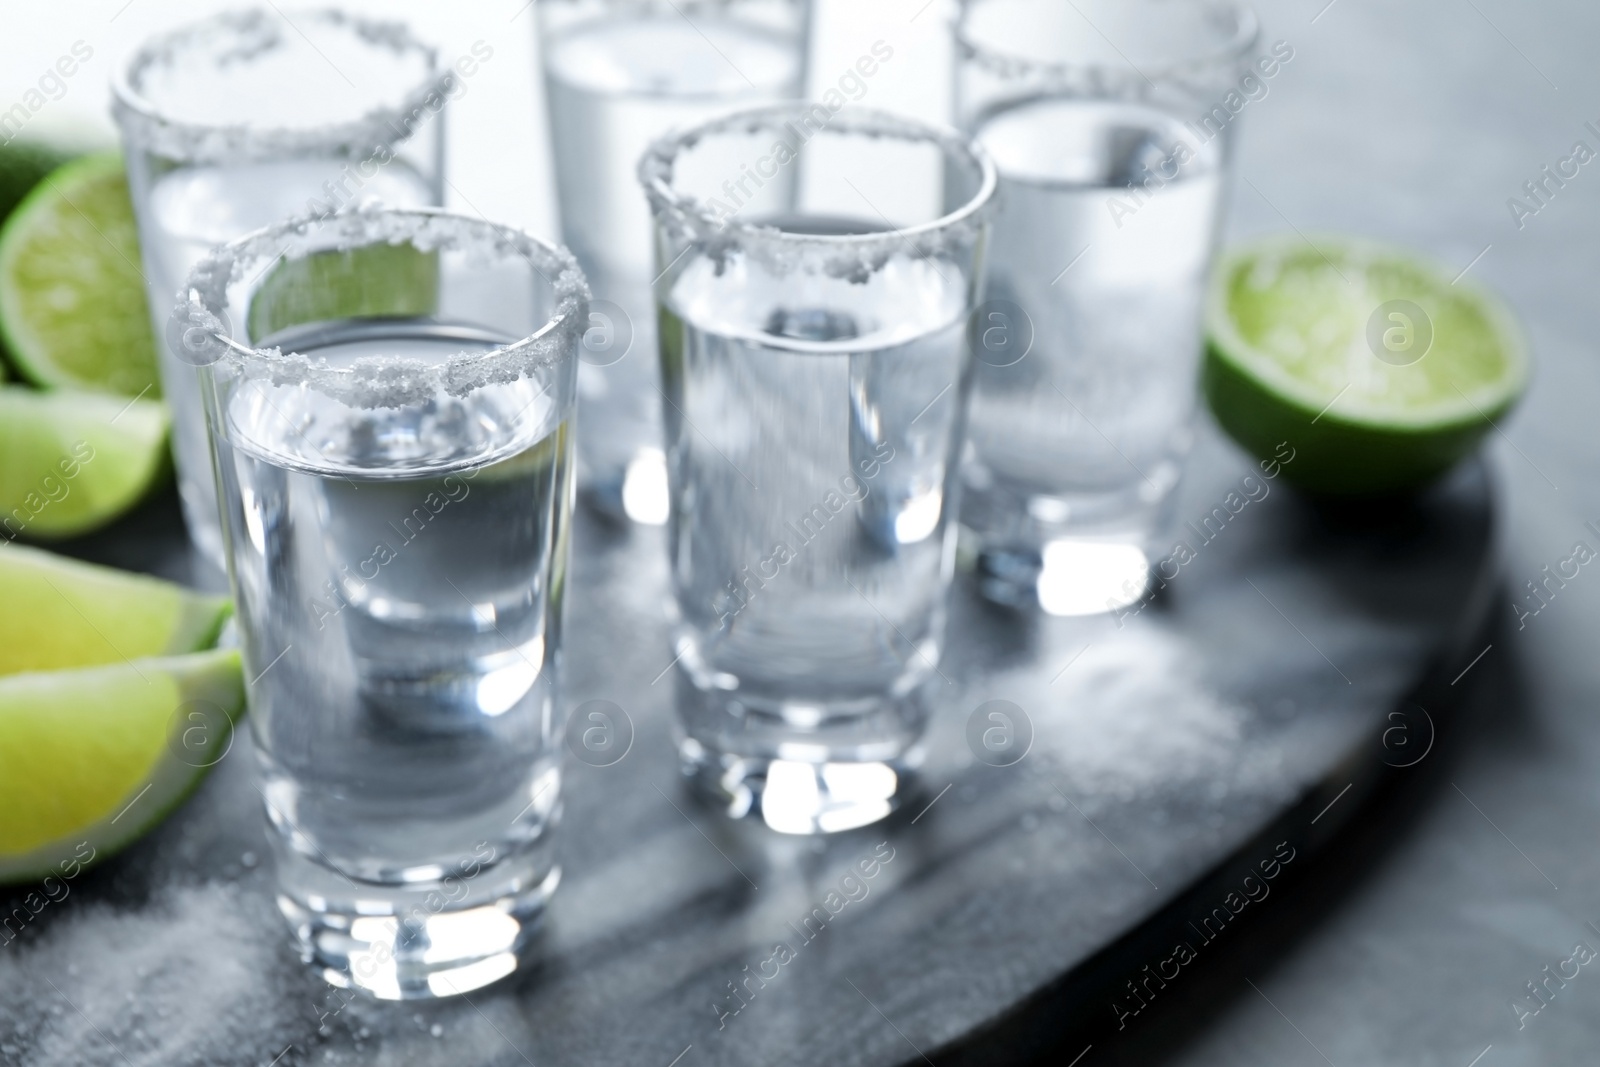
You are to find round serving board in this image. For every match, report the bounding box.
[0,423,1496,1067]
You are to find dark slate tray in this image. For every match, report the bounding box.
[0,422,1496,1067]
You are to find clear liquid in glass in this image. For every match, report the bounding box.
[542,11,803,522]
[213,320,572,999]
[658,220,969,832]
[961,97,1224,612]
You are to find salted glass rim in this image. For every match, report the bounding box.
[174,206,589,410]
[637,103,998,254]
[112,7,449,161]
[954,0,1261,84]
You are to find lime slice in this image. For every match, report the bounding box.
[0,152,161,397]
[0,544,230,676]
[0,648,245,884]
[0,386,170,540]
[246,242,440,341]
[1204,235,1529,495]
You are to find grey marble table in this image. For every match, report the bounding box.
[1079,0,1600,1064]
[0,416,1495,1066]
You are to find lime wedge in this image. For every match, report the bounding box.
[0,386,169,540]
[0,152,161,397]
[0,544,230,676]
[246,242,440,341]
[1204,235,1529,495]
[0,648,245,884]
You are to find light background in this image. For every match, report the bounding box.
[0,0,953,242]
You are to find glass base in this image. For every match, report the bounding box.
[679,739,920,835]
[960,463,1180,615]
[579,445,669,526]
[669,624,934,834]
[973,538,1152,616]
[274,848,559,1001]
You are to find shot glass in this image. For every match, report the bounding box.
[953,0,1259,614]
[114,8,450,569]
[537,0,810,524]
[174,207,585,998]
[639,105,997,834]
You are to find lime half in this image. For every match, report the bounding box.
[0,386,169,539]
[0,648,245,884]
[1204,235,1529,495]
[0,544,231,676]
[0,152,161,397]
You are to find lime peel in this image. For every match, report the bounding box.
[0,648,245,885]
[1204,234,1529,496]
